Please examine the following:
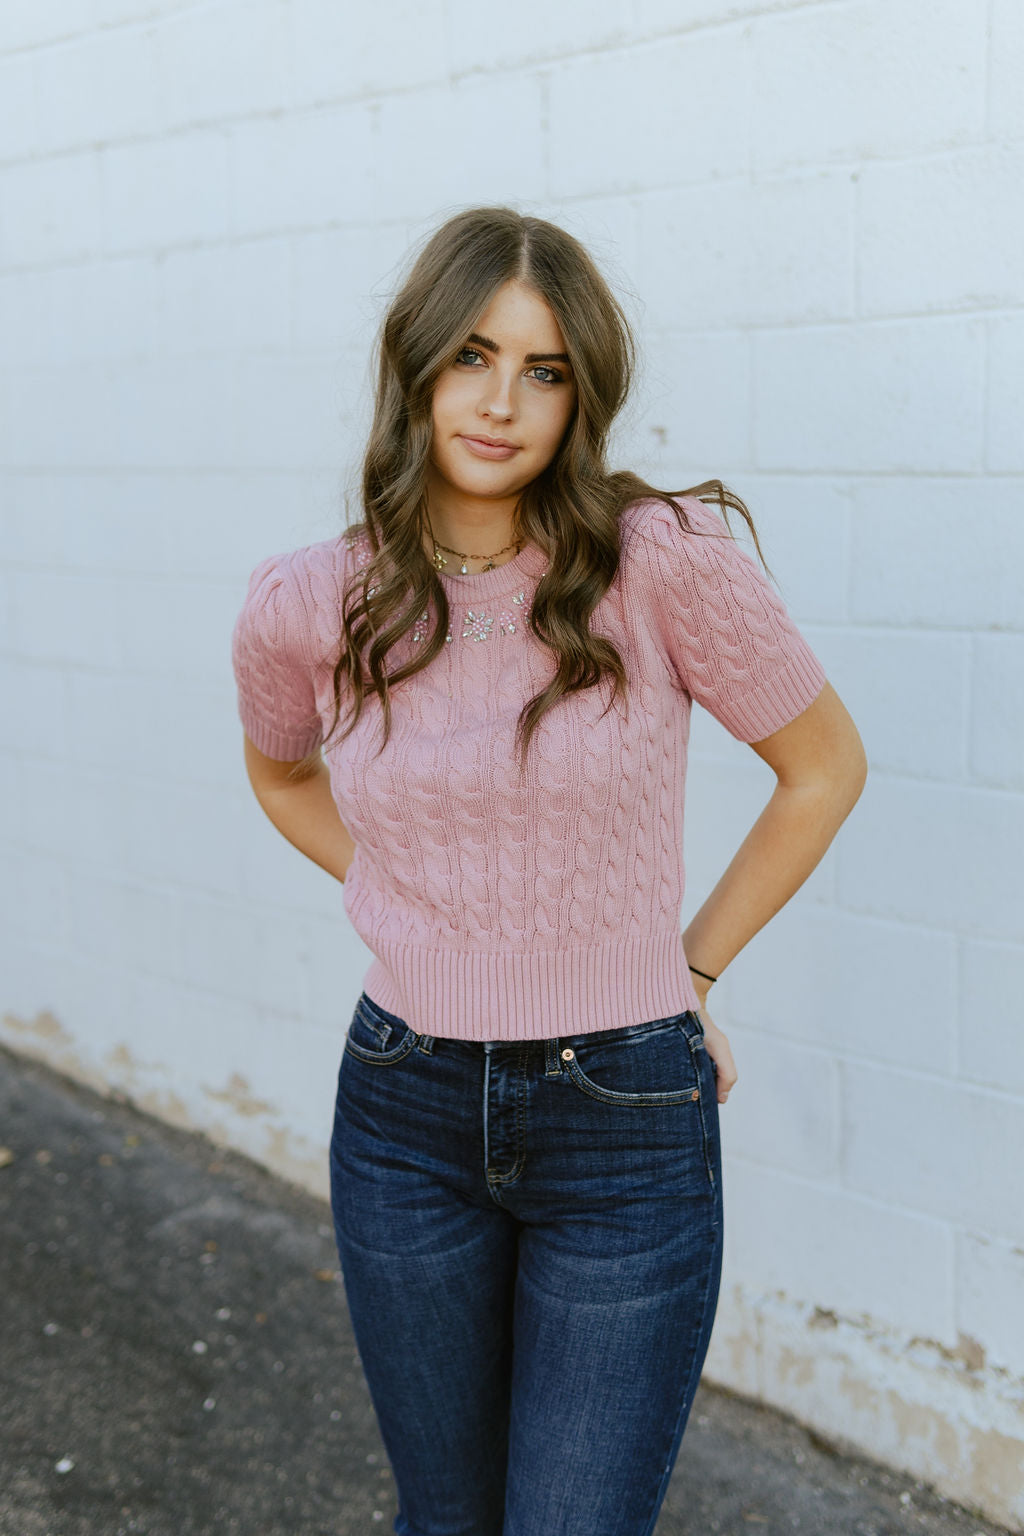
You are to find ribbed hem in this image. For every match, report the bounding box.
[237,700,323,761]
[359,931,703,1041]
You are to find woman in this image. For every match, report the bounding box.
[231,206,866,1536]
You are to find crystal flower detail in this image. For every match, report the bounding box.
[462,610,494,642]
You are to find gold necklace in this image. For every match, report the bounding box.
[429,534,525,571]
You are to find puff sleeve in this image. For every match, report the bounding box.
[230,550,324,761]
[635,496,827,742]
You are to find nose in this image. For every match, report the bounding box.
[479,367,515,421]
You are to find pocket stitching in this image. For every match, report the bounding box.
[561,1020,701,1107]
[344,999,419,1065]
[344,1029,419,1065]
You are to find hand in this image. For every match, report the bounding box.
[693,996,737,1105]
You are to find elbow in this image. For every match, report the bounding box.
[787,733,869,823]
[851,730,870,798]
[830,733,869,818]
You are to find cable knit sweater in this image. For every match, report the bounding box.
[231,495,827,1041]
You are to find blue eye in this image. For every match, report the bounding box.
[453,348,564,385]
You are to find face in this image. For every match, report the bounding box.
[426,279,577,525]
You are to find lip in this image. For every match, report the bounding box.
[459,435,520,460]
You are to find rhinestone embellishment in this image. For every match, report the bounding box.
[463,610,494,642]
[410,589,534,644]
[347,532,548,646]
[348,537,372,570]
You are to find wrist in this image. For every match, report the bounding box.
[686,962,716,1012]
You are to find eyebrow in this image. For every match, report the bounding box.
[466,332,571,366]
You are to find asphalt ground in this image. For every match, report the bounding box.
[0,1043,1012,1536]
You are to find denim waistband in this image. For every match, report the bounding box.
[357,991,705,1064]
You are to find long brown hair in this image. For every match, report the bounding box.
[293,206,768,779]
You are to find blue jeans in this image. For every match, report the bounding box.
[328,991,723,1536]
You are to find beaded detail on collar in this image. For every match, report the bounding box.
[345,530,547,644]
[416,590,531,645]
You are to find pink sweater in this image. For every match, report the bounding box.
[231,495,827,1041]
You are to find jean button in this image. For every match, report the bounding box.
[561,1048,575,1061]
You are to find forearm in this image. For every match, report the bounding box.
[249,759,356,885]
[681,777,859,994]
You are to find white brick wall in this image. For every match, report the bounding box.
[850,477,1024,628]
[753,320,987,472]
[957,1232,1024,1376]
[1,2,1021,1526]
[990,315,1024,470]
[750,0,987,172]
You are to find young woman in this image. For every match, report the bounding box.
[231,206,866,1536]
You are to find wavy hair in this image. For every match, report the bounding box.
[291,206,768,780]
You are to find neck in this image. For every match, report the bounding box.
[427,530,523,574]
[423,499,523,571]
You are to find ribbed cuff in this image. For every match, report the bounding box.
[237,700,323,761]
[724,645,828,743]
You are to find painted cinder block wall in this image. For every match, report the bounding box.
[2,1,1022,1525]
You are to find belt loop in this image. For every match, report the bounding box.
[679,1010,704,1046]
[416,1034,435,1054]
[544,1038,562,1077]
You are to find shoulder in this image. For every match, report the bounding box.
[238,529,357,668]
[617,494,740,599]
[275,528,360,590]
[242,530,352,596]
[619,494,733,559]
[615,493,827,737]
[615,490,798,641]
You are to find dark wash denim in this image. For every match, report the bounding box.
[329,991,723,1536]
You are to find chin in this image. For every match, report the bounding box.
[441,461,531,492]
[455,478,524,499]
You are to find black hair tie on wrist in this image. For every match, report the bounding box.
[688,964,718,984]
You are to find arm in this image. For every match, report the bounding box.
[682,681,868,1104]
[243,734,356,886]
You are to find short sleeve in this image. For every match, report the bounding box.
[230,550,324,761]
[632,496,827,742]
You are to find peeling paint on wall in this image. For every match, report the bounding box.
[4,1008,75,1048]
[3,1010,108,1097]
[203,1072,277,1119]
[0,1018,330,1203]
[705,1285,1024,1532]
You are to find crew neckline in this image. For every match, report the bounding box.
[433,540,549,600]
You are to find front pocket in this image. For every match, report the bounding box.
[343,995,421,1066]
[561,1019,703,1107]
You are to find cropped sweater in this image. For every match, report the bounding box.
[231,495,827,1041]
